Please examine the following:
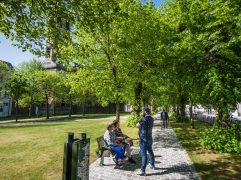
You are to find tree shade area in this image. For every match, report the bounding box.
[1,0,241,153]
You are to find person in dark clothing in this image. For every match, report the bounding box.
[113,120,134,146]
[136,107,155,176]
[161,109,169,128]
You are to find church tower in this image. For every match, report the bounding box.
[42,20,69,72]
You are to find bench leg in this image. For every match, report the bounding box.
[100,155,104,166]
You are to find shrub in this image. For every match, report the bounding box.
[201,122,241,153]
[126,112,141,127]
[171,113,190,123]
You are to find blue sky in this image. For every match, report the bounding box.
[0,0,164,67]
[0,34,42,67]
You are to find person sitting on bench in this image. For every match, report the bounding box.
[113,120,134,146]
[104,123,136,168]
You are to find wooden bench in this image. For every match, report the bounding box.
[95,136,116,166]
[95,135,140,166]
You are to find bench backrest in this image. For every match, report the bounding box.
[96,136,105,150]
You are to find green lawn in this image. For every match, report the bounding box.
[0,117,138,180]
[171,120,241,180]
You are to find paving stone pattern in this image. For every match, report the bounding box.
[89,119,200,180]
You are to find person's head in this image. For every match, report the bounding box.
[106,122,114,131]
[143,107,151,117]
[163,109,166,112]
[112,120,119,128]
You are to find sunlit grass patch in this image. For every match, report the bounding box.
[0,117,138,180]
[172,120,241,179]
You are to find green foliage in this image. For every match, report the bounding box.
[201,123,241,153]
[5,72,27,101]
[17,60,44,111]
[0,60,12,92]
[126,112,141,127]
[171,113,190,123]
[2,0,241,123]
[0,60,10,81]
[34,70,61,118]
[17,58,43,72]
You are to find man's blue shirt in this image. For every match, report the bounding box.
[138,115,154,144]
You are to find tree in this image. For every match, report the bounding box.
[35,70,61,119]
[58,0,136,121]
[5,72,27,122]
[119,1,163,117]
[17,59,44,117]
[0,0,73,55]
[194,0,241,123]
[158,0,241,126]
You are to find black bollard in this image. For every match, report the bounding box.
[63,132,74,180]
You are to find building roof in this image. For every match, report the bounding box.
[0,60,14,70]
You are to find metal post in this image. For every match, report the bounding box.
[63,132,74,180]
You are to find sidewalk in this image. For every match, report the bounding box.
[89,119,200,180]
[0,115,129,127]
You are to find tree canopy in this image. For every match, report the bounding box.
[1,0,241,125]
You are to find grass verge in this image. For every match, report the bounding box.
[171,120,241,180]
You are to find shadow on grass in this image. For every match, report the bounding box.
[194,155,241,180]
[171,120,241,180]
[171,120,208,151]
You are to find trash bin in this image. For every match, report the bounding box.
[63,132,90,180]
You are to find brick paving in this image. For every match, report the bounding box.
[89,118,200,180]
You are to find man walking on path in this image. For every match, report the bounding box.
[136,107,155,176]
[161,109,169,128]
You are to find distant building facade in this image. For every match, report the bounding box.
[0,60,13,117]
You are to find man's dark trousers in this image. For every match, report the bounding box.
[140,139,155,173]
[163,119,168,128]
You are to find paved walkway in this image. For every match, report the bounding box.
[0,115,129,127]
[89,119,200,180]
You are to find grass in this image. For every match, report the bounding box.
[0,116,138,180]
[171,120,241,180]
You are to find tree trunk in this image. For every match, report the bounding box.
[176,105,180,116]
[69,97,72,118]
[46,95,49,119]
[28,103,32,117]
[216,104,229,127]
[15,100,18,122]
[28,107,31,117]
[133,82,142,117]
[173,105,176,113]
[52,97,55,116]
[82,102,85,116]
[115,101,120,122]
[189,101,194,128]
[180,95,186,122]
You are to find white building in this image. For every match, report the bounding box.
[0,92,12,117]
[0,60,13,117]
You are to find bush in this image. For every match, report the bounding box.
[171,113,190,123]
[126,112,141,127]
[201,122,241,153]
